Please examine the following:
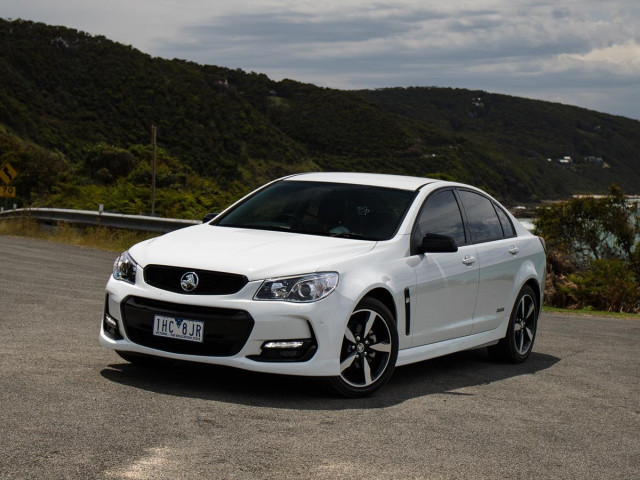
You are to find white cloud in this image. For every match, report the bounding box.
[559,40,640,74]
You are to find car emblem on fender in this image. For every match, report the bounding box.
[180,272,199,292]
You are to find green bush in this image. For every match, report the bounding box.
[536,184,640,312]
[535,184,638,270]
[558,259,639,313]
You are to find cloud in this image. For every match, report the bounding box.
[161,2,631,67]
[2,0,639,119]
[559,40,640,74]
[148,2,640,119]
[186,11,424,44]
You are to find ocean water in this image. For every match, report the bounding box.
[516,218,534,232]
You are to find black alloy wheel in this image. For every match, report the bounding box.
[329,297,399,397]
[488,284,538,363]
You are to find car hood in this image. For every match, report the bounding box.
[129,224,376,280]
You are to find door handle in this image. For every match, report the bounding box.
[509,245,520,255]
[462,255,476,266]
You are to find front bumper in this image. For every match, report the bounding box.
[99,276,353,376]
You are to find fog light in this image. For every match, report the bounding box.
[249,338,317,362]
[263,341,305,349]
[105,314,118,329]
[103,306,123,340]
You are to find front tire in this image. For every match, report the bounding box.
[488,285,538,363]
[329,298,399,397]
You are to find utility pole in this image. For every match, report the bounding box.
[151,124,157,216]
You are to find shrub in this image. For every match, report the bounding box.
[536,184,640,312]
[557,259,639,313]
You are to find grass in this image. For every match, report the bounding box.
[542,305,639,319]
[0,218,157,252]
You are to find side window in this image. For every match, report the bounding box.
[413,190,466,248]
[457,190,504,243]
[494,203,516,237]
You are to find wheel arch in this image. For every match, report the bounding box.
[513,255,544,317]
[361,287,397,323]
[523,277,542,317]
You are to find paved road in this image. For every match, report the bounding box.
[0,234,639,479]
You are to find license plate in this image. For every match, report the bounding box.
[153,315,204,343]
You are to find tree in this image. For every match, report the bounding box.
[535,184,639,271]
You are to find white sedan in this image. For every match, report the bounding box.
[100,172,546,397]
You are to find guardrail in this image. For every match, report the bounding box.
[0,207,200,233]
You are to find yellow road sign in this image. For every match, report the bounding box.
[0,162,18,185]
[0,185,16,197]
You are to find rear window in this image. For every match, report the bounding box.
[457,190,504,243]
[494,203,516,237]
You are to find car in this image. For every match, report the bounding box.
[100,172,546,397]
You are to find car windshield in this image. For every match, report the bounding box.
[215,180,416,240]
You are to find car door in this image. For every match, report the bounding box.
[411,189,479,347]
[456,190,520,334]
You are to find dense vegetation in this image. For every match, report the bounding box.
[535,185,640,313]
[1,18,640,219]
[360,88,640,198]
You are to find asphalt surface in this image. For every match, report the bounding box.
[0,234,639,479]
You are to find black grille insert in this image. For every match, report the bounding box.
[121,296,254,356]
[144,265,248,295]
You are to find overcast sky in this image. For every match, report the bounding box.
[2,0,639,120]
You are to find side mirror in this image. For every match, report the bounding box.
[416,233,458,254]
[202,212,218,223]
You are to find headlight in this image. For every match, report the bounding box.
[254,272,339,302]
[112,251,137,284]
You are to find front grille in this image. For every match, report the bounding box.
[144,265,248,295]
[121,296,254,356]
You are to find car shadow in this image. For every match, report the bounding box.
[100,349,560,410]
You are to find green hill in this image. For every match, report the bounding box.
[1,18,639,218]
[358,87,640,194]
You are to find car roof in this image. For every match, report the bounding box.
[285,172,439,191]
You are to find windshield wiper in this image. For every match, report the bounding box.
[329,232,365,239]
[263,224,293,231]
[221,223,312,234]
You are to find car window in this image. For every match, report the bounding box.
[494,203,516,237]
[215,181,415,240]
[413,189,466,248]
[457,190,504,243]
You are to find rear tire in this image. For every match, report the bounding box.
[488,285,538,363]
[329,298,398,398]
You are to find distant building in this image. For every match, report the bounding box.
[584,156,604,164]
